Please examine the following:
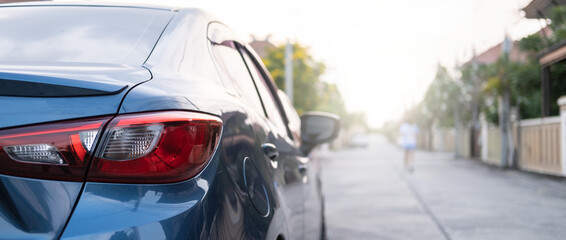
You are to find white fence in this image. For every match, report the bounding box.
[484,125,501,166]
[517,117,562,175]
[421,112,564,177]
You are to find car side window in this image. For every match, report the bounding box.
[277,89,301,143]
[210,42,265,116]
[238,46,290,138]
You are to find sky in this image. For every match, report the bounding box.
[87,0,545,128]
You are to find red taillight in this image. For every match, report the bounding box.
[0,117,110,181]
[88,111,222,183]
[0,111,222,183]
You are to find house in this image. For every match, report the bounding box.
[523,0,566,116]
[472,40,526,64]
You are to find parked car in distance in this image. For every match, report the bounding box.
[0,2,339,239]
[349,133,369,148]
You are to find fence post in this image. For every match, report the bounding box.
[480,114,488,161]
[509,107,518,168]
[558,96,566,175]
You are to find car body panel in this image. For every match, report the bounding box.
[61,154,221,240]
[303,155,324,239]
[64,97,279,239]
[0,64,151,129]
[120,9,224,115]
[0,175,82,240]
[0,5,173,240]
[0,64,150,95]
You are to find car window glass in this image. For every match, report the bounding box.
[0,6,172,65]
[211,44,265,115]
[278,90,301,142]
[239,48,289,137]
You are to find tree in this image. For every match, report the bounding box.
[518,6,566,117]
[316,82,347,116]
[401,65,462,150]
[419,65,462,127]
[262,42,363,129]
[520,6,566,55]
[263,43,326,115]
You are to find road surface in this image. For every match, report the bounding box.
[319,135,566,240]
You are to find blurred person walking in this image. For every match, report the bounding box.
[399,120,419,172]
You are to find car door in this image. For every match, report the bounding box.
[208,38,277,237]
[278,90,325,239]
[237,46,311,239]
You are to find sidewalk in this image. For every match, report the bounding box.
[320,135,566,240]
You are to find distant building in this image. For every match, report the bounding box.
[464,26,553,67]
[470,40,526,65]
[523,0,566,18]
[249,35,275,59]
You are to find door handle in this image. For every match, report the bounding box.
[261,143,279,160]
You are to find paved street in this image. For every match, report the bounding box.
[320,135,566,240]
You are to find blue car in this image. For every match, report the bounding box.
[0,2,340,240]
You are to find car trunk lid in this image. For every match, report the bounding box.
[0,63,151,129]
[0,63,151,239]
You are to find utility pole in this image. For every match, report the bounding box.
[285,39,293,103]
[454,60,461,157]
[500,34,512,168]
[471,49,481,158]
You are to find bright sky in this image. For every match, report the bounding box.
[89,0,545,127]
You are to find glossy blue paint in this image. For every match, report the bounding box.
[0,64,150,94]
[61,154,220,239]
[243,157,270,217]
[0,175,82,240]
[0,64,151,129]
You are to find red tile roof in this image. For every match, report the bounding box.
[473,41,526,64]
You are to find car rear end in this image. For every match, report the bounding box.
[0,4,213,239]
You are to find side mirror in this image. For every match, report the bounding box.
[300,112,340,155]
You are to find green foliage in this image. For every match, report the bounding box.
[518,34,547,54]
[418,65,462,128]
[548,64,566,115]
[400,64,468,133]
[263,43,326,115]
[483,97,499,124]
[508,61,541,118]
[550,6,566,40]
[479,53,541,121]
[519,6,566,54]
[263,43,326,114]
[262,42,366,129]
[516,6,566,118]
[410,7,566,127]
[316,82,347,116]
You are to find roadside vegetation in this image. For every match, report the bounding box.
[262,42,368,131]
[382,6,566,142]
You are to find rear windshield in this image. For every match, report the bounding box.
[0,6,173,65]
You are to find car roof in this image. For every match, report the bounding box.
[0,1,180,12]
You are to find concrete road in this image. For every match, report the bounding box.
[319,135,566,240]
